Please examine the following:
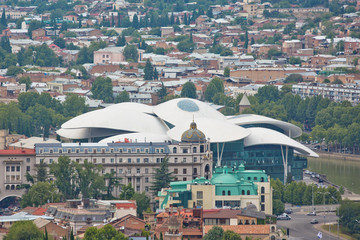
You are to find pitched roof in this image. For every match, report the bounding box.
[239,94,250,106]
[203,209,243,219]
[204,225,270,235]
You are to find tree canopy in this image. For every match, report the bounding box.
[181,81,197,99]
[4,221,43,240]
[91,77,114,103]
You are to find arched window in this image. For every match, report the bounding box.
[222,190,225,196]
[271,226,276,232]
[261,187,265,194]
[247,177,251,180]
[200,145,204,153]
[228,190,231,196]
[254,177,257,181]
[260,177,264,182]
[247,190,250,195]
[241,190,245,195]
[6,185,10,190]
[173,147,177,153]
[193,147,197,153]
[16,185,20,190]
[11,185,15,190]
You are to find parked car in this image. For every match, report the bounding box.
[285,208,293,214]
[307,211,316,216]
[277,213,291,220]
[310,219,319,224]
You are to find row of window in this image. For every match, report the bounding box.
[41,156,200,164]
[6,166,20,172]
[40,147,166,154]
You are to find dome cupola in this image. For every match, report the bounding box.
[181,121,206,143]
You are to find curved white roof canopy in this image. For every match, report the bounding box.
[153,98,227,126]
[244,127,318,157]
[167,118,251,143]
[104,102,154,114]
[100,133,171,143]
[228,114,302,138]
[56,128,130,139]
[60,107,168,135]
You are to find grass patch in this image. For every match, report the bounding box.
[321,224,356,240]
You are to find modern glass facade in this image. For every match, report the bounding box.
[211,141,308,183]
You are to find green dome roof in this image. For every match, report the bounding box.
[210,173,238,184]
[181,121,206,143]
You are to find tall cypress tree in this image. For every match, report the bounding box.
[132,14,139,29]
[1,36,11,53]
[244,30,249,49]
[111,14,115,27]
[1,9,6,28]
[144,59,154,80]
[117,12,121,27]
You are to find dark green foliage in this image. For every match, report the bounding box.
[123,44,139,62]
[144,59,154,80]
[284,74,303,83]
[116,36,126,47]
[151,157,174,195]
[53,37,66,49]
[1,36,11,53]
[181,81,197,99]
[115,91,130,103]
[131,192,150,218]
[84,225,127,240]
[339,200,360,238]
[205,77,224,102]
[119,183,135,200]
[209,44,233,56]
[4,221,42,240]
[19,76,32,91]
[203,226,224,240]
[21,182,61,208]
[177,38,195,53]
[223,230,242,240]
[91,77,114,103]
[6,66,23,76]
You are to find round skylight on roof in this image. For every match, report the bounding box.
[177,99,199,112]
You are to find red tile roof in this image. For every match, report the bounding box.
[204,225,270,235]
[203,209,243,219]
[115,202,136,209]
[0,149,35,155]
[32,207,47,216]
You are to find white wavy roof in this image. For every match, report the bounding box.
[228,114,302,138]
[244,127,318,157]
[153,98,227,126]
[100,133,171,143]
[167,118,251,143]
[60,107,168,135]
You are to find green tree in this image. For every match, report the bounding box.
[255,85,280,103]
[6,66,23,76]
[273,199,285,215]
[267,48,282,59]
[91,77,114,103]
[0,9,6,29]
[123,44,138,62]
[35,160,48,182]
[223,230,242,240]
[285,74,303,83]
[4,221,42,240]
[132,14,139,29]
[151,157,174,194]
[84,225,127,240]
[104,172,122,199]
[50,156,79,199]
[19,76,32,91]
[63,94,88,117]
[177,39,195,53]
[157,82,167,100]
[181,81,197,99]
[224,67,230,77]
[131,192,150,218]
[289,56,301,65]
[75,160,105,199]
[21,182,61,208]
[53,37,66,49]
[119,183,135,200]
[115,91,130,103]
[1,36,11,53]
[26,104,53,137]
[28,20,43,39]
[116,36,126,47]
[203,226,224,240]
[144,59,154,80]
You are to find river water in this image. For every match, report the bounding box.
[307,156,360,194]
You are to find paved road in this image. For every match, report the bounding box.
[277,212,340,240]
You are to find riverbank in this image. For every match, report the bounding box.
[317,152,360,162]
